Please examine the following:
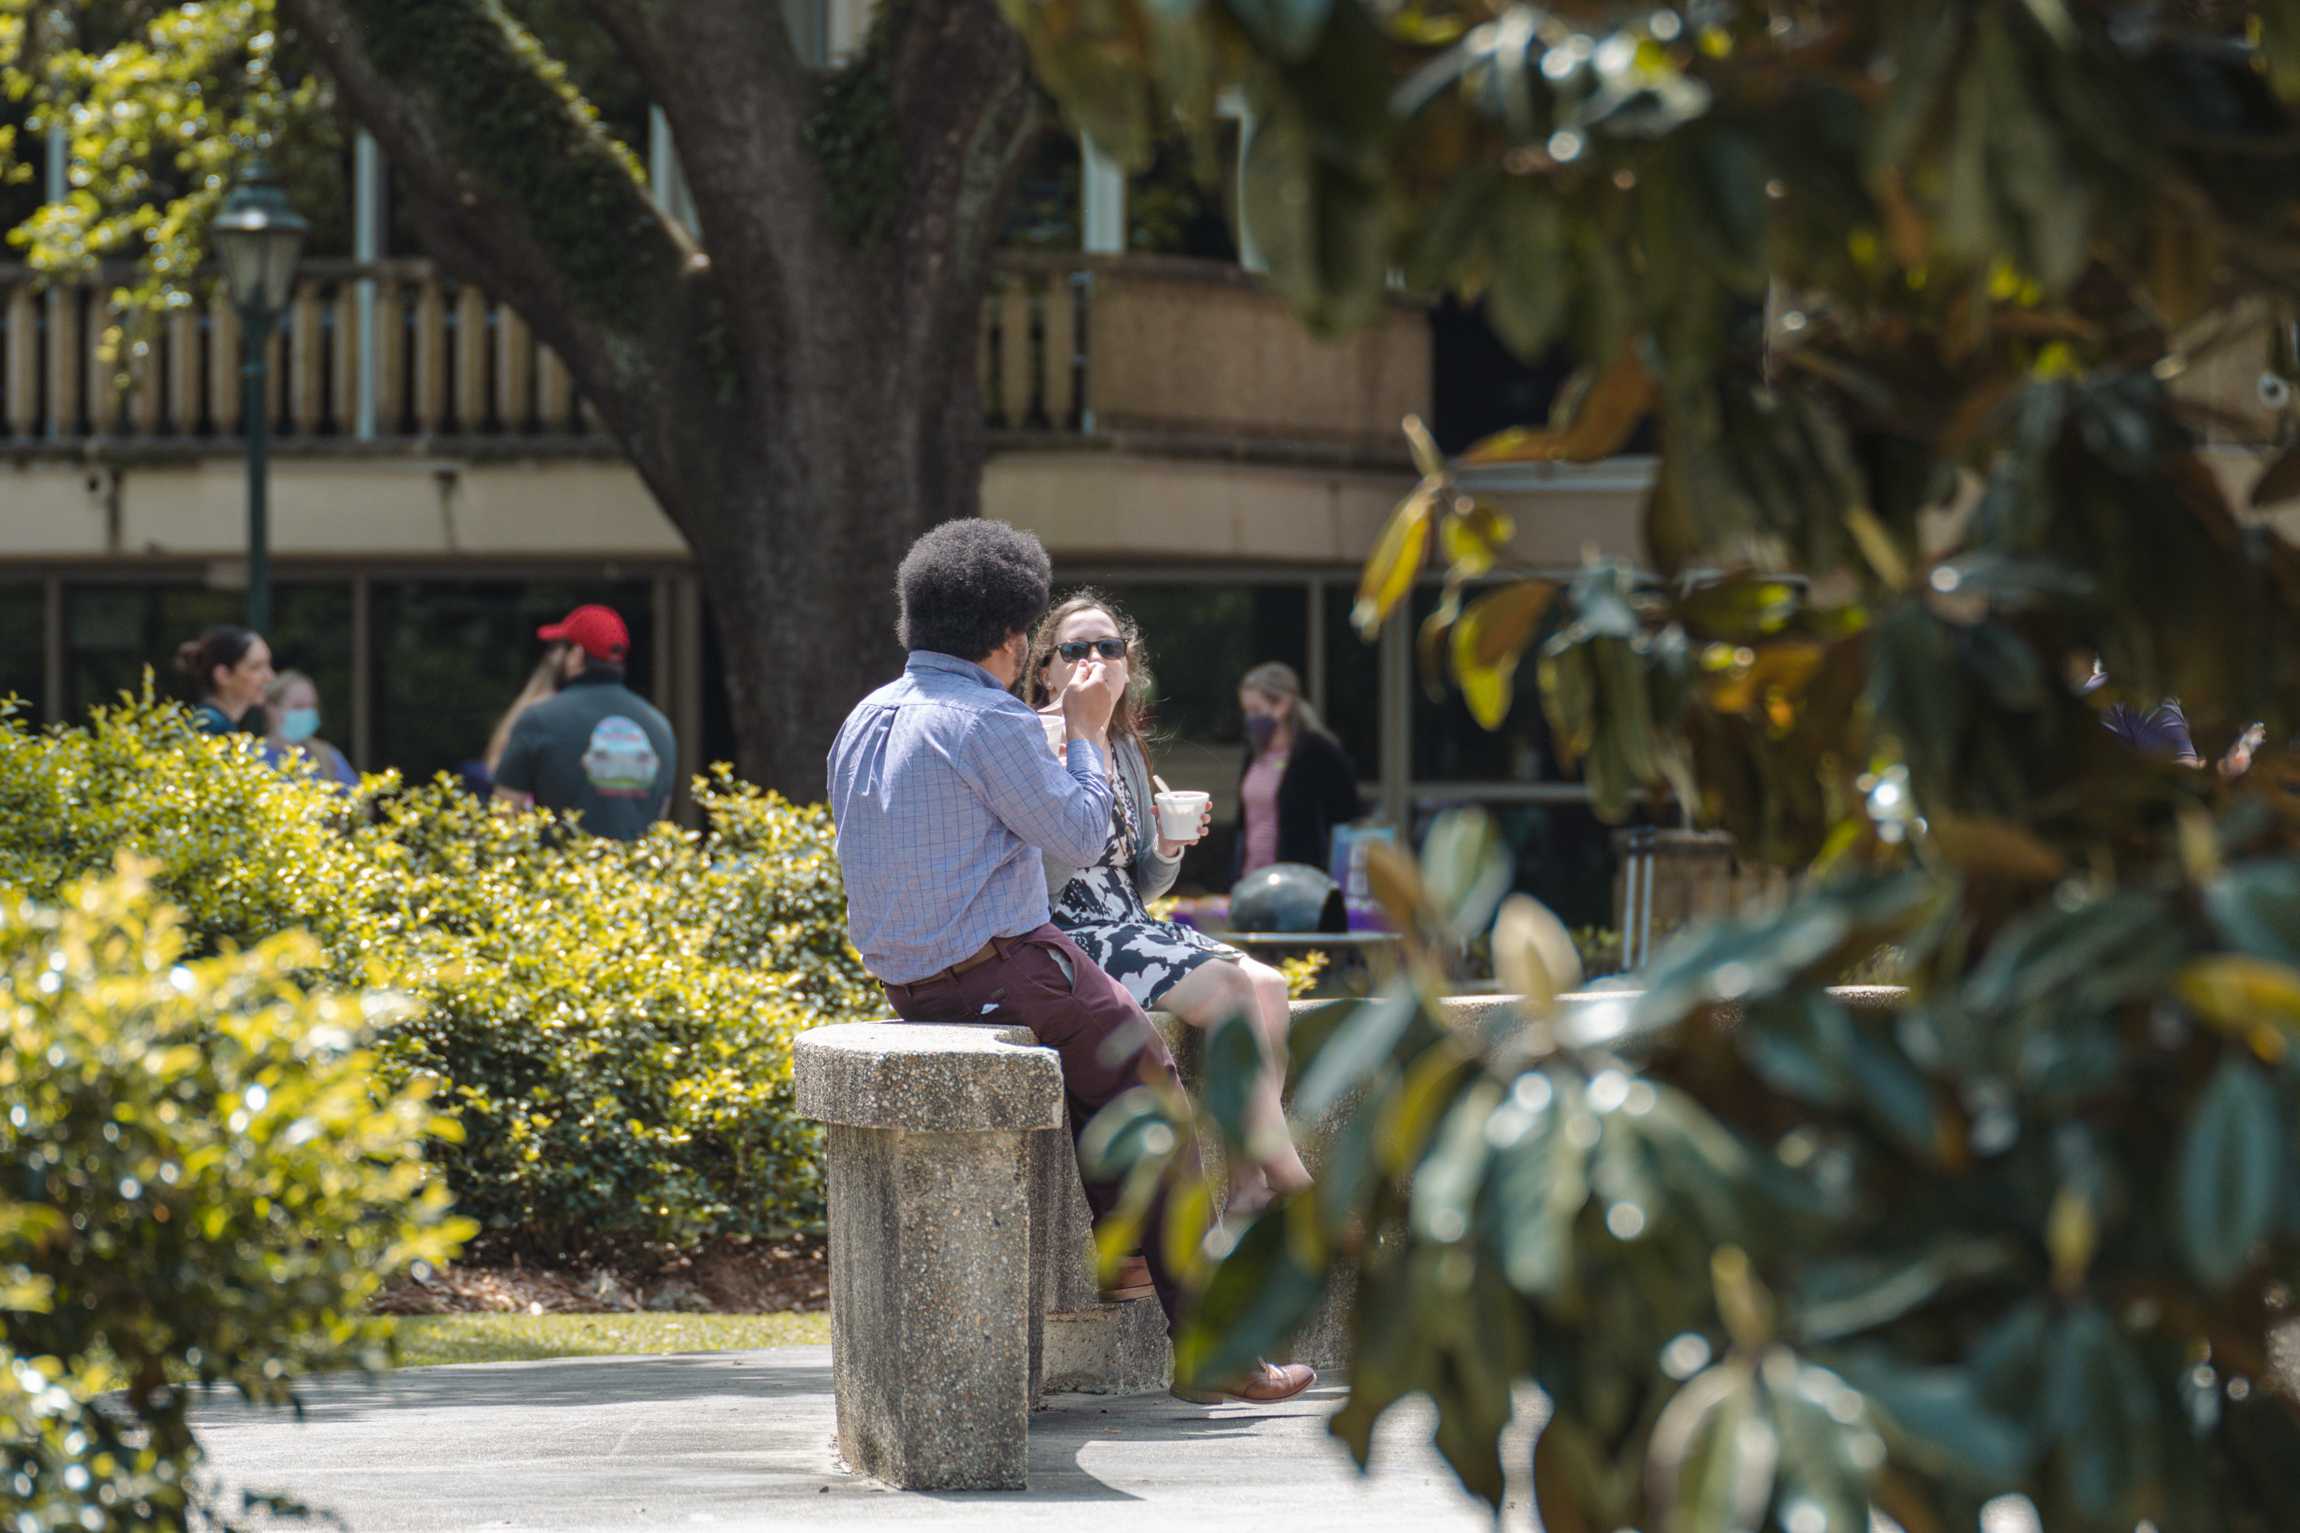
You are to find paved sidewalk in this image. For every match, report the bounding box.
[193,1345,1537,1531]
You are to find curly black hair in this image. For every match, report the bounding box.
[896,519,1052,661]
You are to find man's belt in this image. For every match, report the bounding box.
[905,938,1003,989]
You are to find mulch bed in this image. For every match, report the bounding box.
[370,1236,828,1317]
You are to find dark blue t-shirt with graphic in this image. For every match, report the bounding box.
[494,670,676,839]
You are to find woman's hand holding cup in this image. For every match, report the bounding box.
[1153,788,1211,857]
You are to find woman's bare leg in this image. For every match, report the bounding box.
[1157,957,1312,1198]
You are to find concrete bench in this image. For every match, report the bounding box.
[793,1021,1063,1491]
[792,999,1515,1489]
[796,988,1908,1490]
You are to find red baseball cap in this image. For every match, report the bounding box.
[538,604,630,662]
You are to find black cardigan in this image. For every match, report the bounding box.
[1234,728,1364,878]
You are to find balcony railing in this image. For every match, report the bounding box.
[0,254,1429,465]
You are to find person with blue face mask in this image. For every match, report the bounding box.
[262,669,358,790]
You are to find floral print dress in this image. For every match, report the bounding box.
[1052,784,1241,1010]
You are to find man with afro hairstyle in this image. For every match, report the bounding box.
[826,519,1314,1406]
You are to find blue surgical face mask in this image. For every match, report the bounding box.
[278,706,321,744]
[1245,714,1280,751]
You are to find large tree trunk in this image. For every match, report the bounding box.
[690,283,992,793]
[283,0,1035,796]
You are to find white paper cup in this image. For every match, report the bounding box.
[1153,790,1210,843]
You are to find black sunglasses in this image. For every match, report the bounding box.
[1056,638,1128,662]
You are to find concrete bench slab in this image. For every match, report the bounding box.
[795,1021,1065,1492]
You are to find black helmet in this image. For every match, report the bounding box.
[1229,863,1346,934]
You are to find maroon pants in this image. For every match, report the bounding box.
[883,924,1190,1330]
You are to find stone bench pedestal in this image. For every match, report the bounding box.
[793,1021,1066,1492]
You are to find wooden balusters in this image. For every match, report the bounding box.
[537,344,573,434]
[5,284,36,438]
[1041,272,1076,430]
[412,276,447,435]
[998,277,1033,429]
[333,281,360,435]
[128,317,164,436]
[453,284,488,432]
[209,293,242,435]
[168,303,202,434]
[374,272,407,436]
[288,282,324,434]
[47,287,81,439]
[495,304,533,433]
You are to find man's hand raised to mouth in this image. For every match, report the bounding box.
[1061,658,1123,745]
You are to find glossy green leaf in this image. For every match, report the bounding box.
[1795,1238,2019,1345]
[1078,1086,1179,1180]
[1292,982,1418,1121]
[1651,1365,1776,1533]
[2205,860,2300,968]
[1410,1080,1499,1245]
[2176,1059,2284,1292]
[1174,1199,1326,1389]
[1201,1008,1266,1150]
[1831,1352,2036,1484]
[1768,1361,1880,1533]
[1486,1077,1590,1299]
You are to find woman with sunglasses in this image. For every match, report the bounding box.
[1026,591,1313,1209]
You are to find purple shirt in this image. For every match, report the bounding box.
[827,651,1114,984]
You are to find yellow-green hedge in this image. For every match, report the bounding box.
[0,697,874,1260]
[0,860,473,1531]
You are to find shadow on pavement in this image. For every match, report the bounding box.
[904,1384,1352,1506]
[191,1350,835,1430]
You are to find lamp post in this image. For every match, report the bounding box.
[212,158,308,635]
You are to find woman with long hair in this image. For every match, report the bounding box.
[174,626,274,736]
[1027,591,1312,1207]
[483,643,569,776]
[1234,659,1362,880]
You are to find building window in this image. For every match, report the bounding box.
[1002,130,1082,250]
[0,584,42,719]
[371,578,654,786]
[1320,582,1380,775]
[1128,128,1244,263]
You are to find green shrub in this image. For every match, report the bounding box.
[362,780,856,1257]
[0,861,474,1531]
[0,694,390,955]
[0,696,875,1262]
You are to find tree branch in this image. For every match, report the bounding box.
[574,0,827,295]
[278,0,725,509]
[885,0,1037,267]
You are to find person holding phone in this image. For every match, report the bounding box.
[1027,591,1314,1209]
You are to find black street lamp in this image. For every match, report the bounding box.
[212,158,308,636]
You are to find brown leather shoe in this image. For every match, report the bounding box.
[1099,1253,1156,1303]
[1172,1360,1317,1405]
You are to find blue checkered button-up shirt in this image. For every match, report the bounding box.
[827,651,1115,985]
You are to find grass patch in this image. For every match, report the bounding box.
[386,1312,830,1368]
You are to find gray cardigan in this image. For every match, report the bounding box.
[1042,733,1182,911]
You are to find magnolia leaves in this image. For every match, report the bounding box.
[1459,347,1658,468]
[1353,341,1654,642]
[2176,1059,2283,1293]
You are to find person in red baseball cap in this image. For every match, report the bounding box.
[493,603,677,839]
[536,604,629,665]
